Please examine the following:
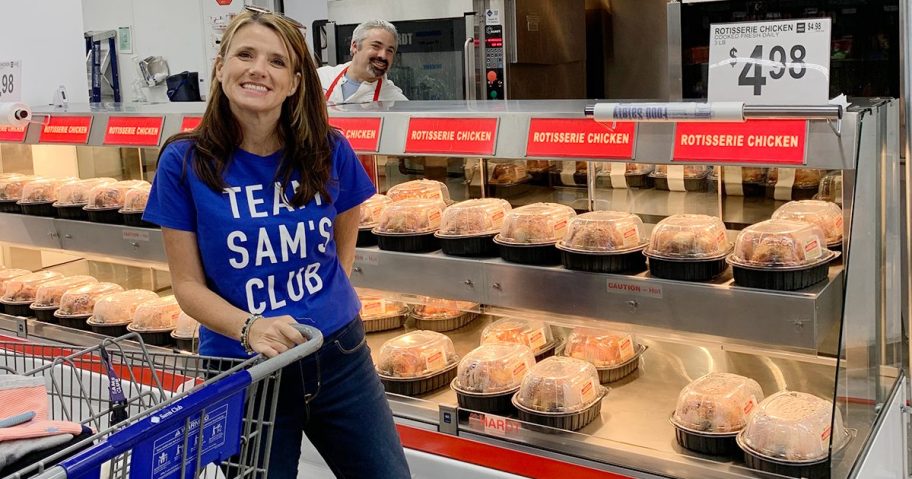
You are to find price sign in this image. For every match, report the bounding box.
[0,60,21,102]
[708,19,830,105]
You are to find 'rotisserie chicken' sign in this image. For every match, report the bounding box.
[525,119,636,159]
[328,117,382,152]
[0,125,27,142]
[103,116,164,146]
[39,116,92,144]
[405,118,498,155]
[673,120,807,165]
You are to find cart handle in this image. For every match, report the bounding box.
[247,324,323,380]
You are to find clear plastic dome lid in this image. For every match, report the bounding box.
[768,168,824,188]
[652,165,710,179]
[454,343,536,394]
[377,330,459,379]
[56,282,124,317]
[89,289,159,326]
[515,356,603,414]
[645,214,731,260]
[562,327,639,368]
[437,198,511,238]
[619,163,654,175]
[558,211,647,254]
[373,198,446,235]
[359,295,407,321]
[0,269,31,290]
[18,178,75,204]
[120,182,153,213]
[386,179,452,204]
[128,295,181,332]
[1,271,64,304]
[739,391,849,463]
[85,180,148,210]
[489,161,529,185]
[359,194,391,228]
[54,178,116,206]
[173,311,201,339]
[0,176,41,201]
[480,318,555,354]
[32,275,98,308]
[495,203,577,245]
[412,297,479,320]
[672,373,764,434]
[772,200,843,246]
[816,172,842,204]
[730,219,833,269]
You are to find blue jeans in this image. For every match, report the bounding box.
[266,318,410,479]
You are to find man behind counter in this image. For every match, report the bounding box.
[318,19,408,103]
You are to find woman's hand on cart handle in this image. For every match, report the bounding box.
[247,315,307,358]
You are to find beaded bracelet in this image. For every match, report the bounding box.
[240,313,262,354]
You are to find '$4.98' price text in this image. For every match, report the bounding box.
[731,44,807,96]
[0,74,13,99]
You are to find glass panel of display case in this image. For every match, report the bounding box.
[75,146,149,181]
[0,144,34,174]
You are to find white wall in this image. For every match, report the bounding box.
[283,0,330,57]
[81,0,249,103]
[2,1,89,106]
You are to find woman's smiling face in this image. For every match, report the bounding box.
[216,23,300,119]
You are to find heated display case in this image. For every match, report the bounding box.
[0,98,904,478]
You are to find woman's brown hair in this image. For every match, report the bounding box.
[161,9,334,207]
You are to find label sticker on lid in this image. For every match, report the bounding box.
[609,162,628,189]
[578,377,597,405]
[820,425,832,449]
[552,219,568,236]
[618,336,635,361]
[804,238,822,260]
[426,210,442,229]
[621,226,639,248]
[425,347,447,371]
[526,328,547,350]
[512,361,527,379]
[774,168,797,201]
[743,396,756,416]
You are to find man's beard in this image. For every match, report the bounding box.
[367,57,389,78]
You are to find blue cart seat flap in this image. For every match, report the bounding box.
[60,370,253,479]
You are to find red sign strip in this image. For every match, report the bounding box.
[329,117,383,152]
[396,425,631,479]
[104,116,164,146]
[526,118,637,159]
[180,116,203,132]
[673,120,808,165]
[0,124,28,143]
[39,116,93,144]
[405,117,498,155]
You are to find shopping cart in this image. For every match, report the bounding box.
[0,325,322,479]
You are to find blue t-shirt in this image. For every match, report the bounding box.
[143,137,375,358]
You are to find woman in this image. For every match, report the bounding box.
[143,9,410,479]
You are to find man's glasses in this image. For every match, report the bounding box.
[244,5,306,31]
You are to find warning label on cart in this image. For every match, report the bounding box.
[130,390,244,479]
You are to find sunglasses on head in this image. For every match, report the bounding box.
[244,5,306,30]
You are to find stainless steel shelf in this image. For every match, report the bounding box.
[0,213,166,264]
[351,247,843,353]
[360,315,865,479]
[22,101,863,170]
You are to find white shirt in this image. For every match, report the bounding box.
[318,62,408,104]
